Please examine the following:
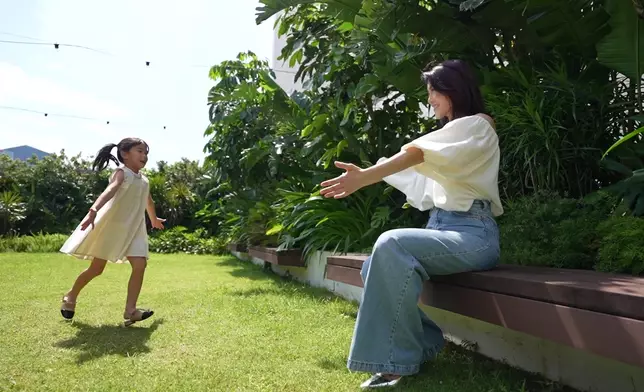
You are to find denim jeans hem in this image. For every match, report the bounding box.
[422,340,446,362]
[347,340,445,376]
[346,359,420,376]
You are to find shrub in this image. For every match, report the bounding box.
[595,217,644,275]
[272,186,424,258]
[0,191,27,235]
[0,229,227,257]
[0,233,67,253]
[149,227,226,255]
[498,191,618,270]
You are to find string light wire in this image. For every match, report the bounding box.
[0,32,298,128]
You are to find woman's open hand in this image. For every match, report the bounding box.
[320,162,367,199]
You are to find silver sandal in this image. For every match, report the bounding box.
[360,374,403,389]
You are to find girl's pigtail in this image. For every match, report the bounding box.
[92,143,119,172]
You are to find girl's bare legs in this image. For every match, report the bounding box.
[65,258,108,302]
[123,257,153,325]
[61,258,107,319]
[125,257,146,313]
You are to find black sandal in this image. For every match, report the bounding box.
[123,308,154,327]
[60,296,76,320]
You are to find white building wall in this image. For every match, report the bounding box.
[271,16,304,95]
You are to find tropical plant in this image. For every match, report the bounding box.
[257,0,643,203]
[146,159,205,229]
[0,153,211,235]
[0,191,27,235]
[199,0,644,274]
[271,184,424,258]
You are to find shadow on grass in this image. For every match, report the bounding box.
[218,256,359,317]
[400,343,576,392]
[217,257,334,294]
[215,257,276,281]
[314,344,574,391]
[54,319,164,364]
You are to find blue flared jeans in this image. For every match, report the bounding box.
[347,200,500,375]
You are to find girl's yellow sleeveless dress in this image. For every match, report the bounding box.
[60,166,149,263]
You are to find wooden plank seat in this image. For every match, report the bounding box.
[326,254,368,287]
[325,253,644,368]
[227,243,247,253]
[248,246,305,267]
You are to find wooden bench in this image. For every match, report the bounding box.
[248,246,305,267]
[227,243,247,253]
[325,254,644,368]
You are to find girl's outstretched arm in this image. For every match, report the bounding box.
[80,170,125,230]
[320,147,424,199]
[146,194,165,230]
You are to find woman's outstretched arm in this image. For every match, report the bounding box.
[320,147,424,199]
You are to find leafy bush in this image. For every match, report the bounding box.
[498,191,644,275]
[146,159,206,230]
[499,191,618,269]
[486,63,623,199]
[0,234,67,253]
[149,227,226,255]
[0,153,108,235]
[0,229,227,256]
[596,216,644,275]
[0,191,27,235]
[273,185,424,258]
[0,153,210,235]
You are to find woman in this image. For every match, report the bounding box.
[320,59,503,388]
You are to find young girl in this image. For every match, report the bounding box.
[59,137,165,326]
[320,60,502,388]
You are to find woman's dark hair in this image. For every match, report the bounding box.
[421,59,486,123]
[92,137,149,171]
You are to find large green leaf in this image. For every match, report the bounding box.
[354,73,380,98]
[603,126,644,158]
[607,168,644,215]
[255,0,362,24]
[597,0,644,81]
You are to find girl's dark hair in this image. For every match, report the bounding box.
[92,137,149,171]
[421,59,486,123]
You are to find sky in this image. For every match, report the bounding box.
[0,0,276,165]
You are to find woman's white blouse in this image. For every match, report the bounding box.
[379,115,503,216]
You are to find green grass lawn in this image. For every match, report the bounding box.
[0,253,575,392]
